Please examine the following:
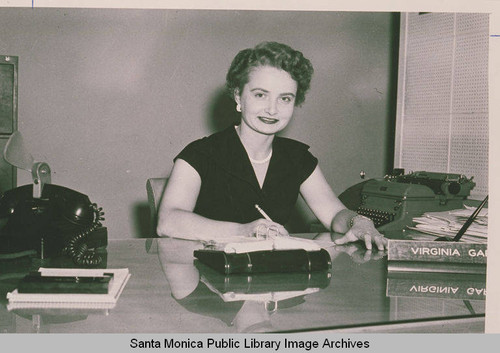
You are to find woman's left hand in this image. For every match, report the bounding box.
[334,216,387,251]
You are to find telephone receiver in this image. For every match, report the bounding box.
[0,132,107,266]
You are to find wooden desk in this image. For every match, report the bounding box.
[0,234,485,333]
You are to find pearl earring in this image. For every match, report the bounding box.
[236,103,241,112]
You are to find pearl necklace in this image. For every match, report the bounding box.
[249,150,273,164]
[235,125,273,165]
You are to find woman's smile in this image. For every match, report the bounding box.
[258,116,279,124]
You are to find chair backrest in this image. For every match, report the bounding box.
[146,177,168,237]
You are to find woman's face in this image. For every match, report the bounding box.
[235,65,298,135]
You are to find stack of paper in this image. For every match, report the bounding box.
[6,268,130,310]
[407,205,488,243]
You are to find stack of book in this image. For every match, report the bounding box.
[6,267,130,310]
[387,240,486,274]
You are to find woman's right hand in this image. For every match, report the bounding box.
[241,219,289,238]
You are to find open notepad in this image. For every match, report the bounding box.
[6,268,130,310]
[202,235,321,254]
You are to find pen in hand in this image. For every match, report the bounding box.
[255,204,272,221]
[254,204,288,237]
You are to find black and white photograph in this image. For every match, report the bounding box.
[0,0,498,349]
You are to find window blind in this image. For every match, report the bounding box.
[394,13,489,199]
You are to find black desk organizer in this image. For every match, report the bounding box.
[194,248,331,275]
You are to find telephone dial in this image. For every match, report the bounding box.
[0,132,107,266]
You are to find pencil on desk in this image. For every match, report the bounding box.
[255,204,272,221]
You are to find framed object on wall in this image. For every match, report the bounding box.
[0,55,18,192]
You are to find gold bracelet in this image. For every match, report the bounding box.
[349,214,372,228]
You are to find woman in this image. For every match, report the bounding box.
[157,41,387,251]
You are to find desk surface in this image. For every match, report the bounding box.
[0,234,486,333]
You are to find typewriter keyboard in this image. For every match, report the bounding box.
[356,207,396,227]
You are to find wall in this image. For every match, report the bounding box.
[0,8,397,238]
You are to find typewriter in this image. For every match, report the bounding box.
[352,170,476,232]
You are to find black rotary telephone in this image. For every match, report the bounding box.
[0,132,107,266]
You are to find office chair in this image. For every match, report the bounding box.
[145,178,168,254]
[146,178,168,237]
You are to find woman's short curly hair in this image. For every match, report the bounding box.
[226,42,314,106]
